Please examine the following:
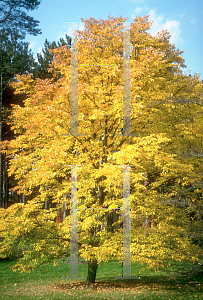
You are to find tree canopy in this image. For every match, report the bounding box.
[0,15,203,284]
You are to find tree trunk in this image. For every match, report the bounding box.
[86,259,98,284]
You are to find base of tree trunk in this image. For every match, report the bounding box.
[86,259,98,284]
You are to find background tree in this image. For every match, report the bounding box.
[34,35,71,80]
[0,0,42,208]
[0,0,41,39]
[0,32,72,209]
[0,30,37,207]
[0,15,203,283]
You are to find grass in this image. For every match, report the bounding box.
[0,256,202,299]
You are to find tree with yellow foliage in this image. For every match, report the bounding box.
[0,15,202,283]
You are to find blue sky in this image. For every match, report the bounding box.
[25,0,203,79]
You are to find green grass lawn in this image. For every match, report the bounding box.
[0,257,202,299]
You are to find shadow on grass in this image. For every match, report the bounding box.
[51,273,203,294]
